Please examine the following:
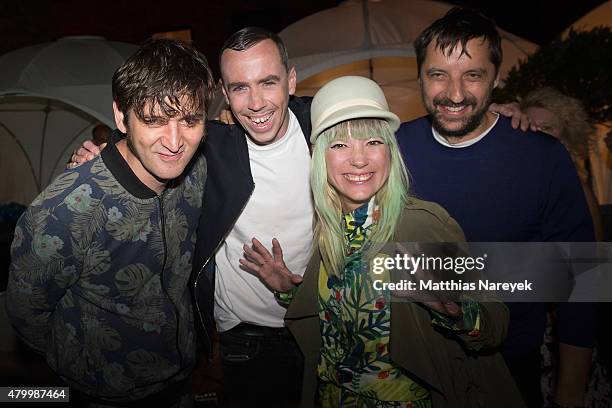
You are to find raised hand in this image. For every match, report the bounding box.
[489,102,536,132]
[389,242,461,317]
[66,140,105,169]
[239,237,303,292]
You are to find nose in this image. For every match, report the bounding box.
[349,144,367,168]
[447,77,465,103]
[162,120,183,153]
[248,88,265,112]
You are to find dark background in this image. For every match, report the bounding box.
[0,0,607,78]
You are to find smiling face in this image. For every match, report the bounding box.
[325,128,390,213]
[419,37,499,142]
[113,100,204,194]
[220,39,296,145]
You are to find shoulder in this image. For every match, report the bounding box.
[31,158,105,209]
[394,197,466,243]
[493,116,560,149]
[289,95,312,114]
[492,117,573,166]
[397,116,431,135]
[205,120,241,141]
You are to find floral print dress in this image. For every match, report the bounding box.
[317,200,431,408]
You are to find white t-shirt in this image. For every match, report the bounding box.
[214,111,314,331]
[432,113,499,148]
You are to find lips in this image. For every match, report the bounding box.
[157,151,184,161]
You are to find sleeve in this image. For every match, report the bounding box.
[430,296,480,333]
[541,142,594,242]
[433,212,509,351]
[6,202,81,353]
[542,143,598,347]
[274,285,300,308]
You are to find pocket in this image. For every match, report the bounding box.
[219,330,262,363]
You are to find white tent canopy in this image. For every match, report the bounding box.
[0,37,137,205]
[565,0,612,34]
[280,0,537,120]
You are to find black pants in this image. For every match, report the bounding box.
[220,323,303,407]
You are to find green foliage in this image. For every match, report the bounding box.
[494,27,612,123]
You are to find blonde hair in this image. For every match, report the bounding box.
[311,118,410,276]
[520,87,595,159]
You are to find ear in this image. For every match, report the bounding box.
[221,82,229,105]
[112,102,128,134]
[288,67,297,96]
[493,71,500,89]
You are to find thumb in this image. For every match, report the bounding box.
[291,274,303,284]
[100,142,108,150]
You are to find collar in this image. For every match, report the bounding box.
[101,130,158,199]
[431,112,499,148]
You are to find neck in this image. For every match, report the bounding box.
[444,111,497,145]
[116,140,166,195]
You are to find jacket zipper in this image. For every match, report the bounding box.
[193,181,255,360]
[158,192,184,368]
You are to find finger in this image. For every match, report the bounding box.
[83,140,101,154]
[271,238,285,264]
[290,273,303,285]
[520,113,529,132]
[243,244,267,266]
[442,301,461,317]
[422,301,447,314]
[251,238,273,260]
[76,147,92,161]
[511,113,520,129]
[238,258,260,274]
[100,142,108,150]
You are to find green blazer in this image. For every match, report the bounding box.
[286,198,525,408]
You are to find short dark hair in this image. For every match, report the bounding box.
[414,7,502,76]
[219,27,290,72]
[112,39,215,124]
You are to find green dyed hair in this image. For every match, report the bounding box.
[311,118,410,276]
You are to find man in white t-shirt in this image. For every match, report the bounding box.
[197,27,314,407]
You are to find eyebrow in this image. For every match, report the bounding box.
[465,68,488,75]
[258,75,280,84]
[226,75,281,90]
[425,68,446,75]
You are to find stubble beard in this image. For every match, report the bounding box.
[425,92,493,140]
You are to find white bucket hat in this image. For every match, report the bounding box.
[310,76,400,144]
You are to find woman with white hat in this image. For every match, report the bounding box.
[243,76,523,407]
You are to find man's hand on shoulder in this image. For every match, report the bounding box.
[489,102,537,132]
[67,141,105,169]
[214,108,235,125]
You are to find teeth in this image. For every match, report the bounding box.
[445,106,465,112]
[251,112,273,124]
[345,173,373,182]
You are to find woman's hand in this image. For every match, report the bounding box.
[240,237,303,292]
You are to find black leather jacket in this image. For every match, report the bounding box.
[191,96,312,359]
